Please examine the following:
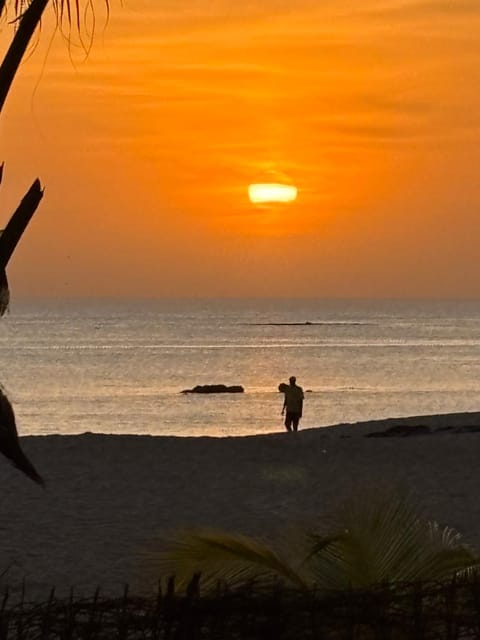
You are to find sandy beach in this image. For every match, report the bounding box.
[3,411,480,599]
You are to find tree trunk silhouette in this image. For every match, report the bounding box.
[0,179,44,316]
[0,0,49,116]
[0,178,44,270]
[0,0,47,312]
[0,1,48,484]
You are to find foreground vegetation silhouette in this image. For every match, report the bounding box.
[0,387,43,485]
[150,492,479,592]
[0,0,110,484]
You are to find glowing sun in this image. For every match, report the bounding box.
[248,183,298,204]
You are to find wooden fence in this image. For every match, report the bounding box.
[2,574,480,639]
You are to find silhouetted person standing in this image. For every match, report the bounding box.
[281,376,304,432]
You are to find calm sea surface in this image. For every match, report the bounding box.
[0,298,479,437]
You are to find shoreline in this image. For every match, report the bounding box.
[20,409,480,441]
[4,409,480,599]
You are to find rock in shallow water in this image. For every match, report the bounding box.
[181,384,244,394]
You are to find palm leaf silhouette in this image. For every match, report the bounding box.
[150,530,311,591]
[150,492,479,592]
[307,492,479,589]
[0,388,44,486]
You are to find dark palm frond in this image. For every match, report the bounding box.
[0,178,43,315]
[0,0,111,136]
[0,387,44,486]
[0,178,44,270]
[306,492,479,589]
[0,0,49,116]
[7,0,108,24]
[152,491,479,594]
[0,268,9,317]
[148,530,310,591]
[0,0,110,74]
[413,522,480,581]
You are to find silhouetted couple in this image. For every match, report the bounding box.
[281,376,304,432]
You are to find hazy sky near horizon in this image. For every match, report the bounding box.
[0,0,479,298]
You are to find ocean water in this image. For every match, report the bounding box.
[0,298,479,437]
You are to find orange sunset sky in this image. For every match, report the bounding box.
[0,0,479,298]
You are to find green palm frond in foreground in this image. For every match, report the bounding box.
[306,494,478,590]
[151,530,313,591]
[148,492,479,592]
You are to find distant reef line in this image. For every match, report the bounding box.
[242,321,372,326]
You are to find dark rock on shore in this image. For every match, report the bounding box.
[181,385,244,394]
[367,425,431,437]
[366,423,480,437]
